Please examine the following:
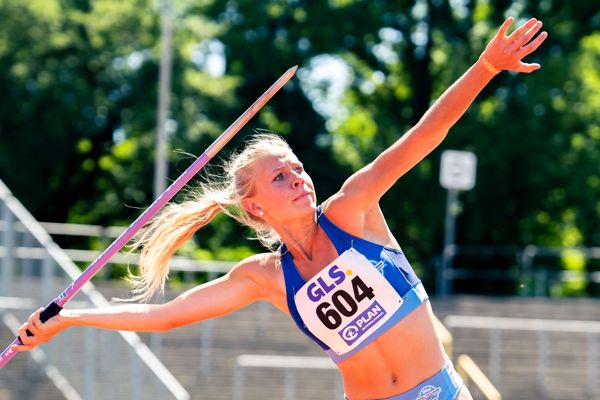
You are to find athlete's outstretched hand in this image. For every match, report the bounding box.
[480,17,548,74]
[12,307,66,352]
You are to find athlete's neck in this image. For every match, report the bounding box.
[277,215,319,263]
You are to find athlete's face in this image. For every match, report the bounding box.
[242,151,317,222]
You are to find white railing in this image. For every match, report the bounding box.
[440,244,600,296]
[233,354,341,400]
[0,220,237,280]
[445,314,600,396]
[0,178,190,400]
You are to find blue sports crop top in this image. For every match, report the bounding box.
[280,206,428,363]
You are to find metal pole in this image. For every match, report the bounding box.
[520,245,537,296]
[258,301,270,340]
[587,333,598,396]
[154,0,173,198]
[284,369,296,399]
[23,234,34,277]
[101,330,117,400]
[150,293,163,395]
[84,327,97,400]
[538,331,549,395]
[334,374,343,400]
[233,364,244,400]
[440,189,459,295]
[489,330,501,385]
[200,319,214,380]
[41,254,54,309]
[131,350,142,400]
[1,202,14,297]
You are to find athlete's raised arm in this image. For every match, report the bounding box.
[338,17,547,210]
[12,254,273,352]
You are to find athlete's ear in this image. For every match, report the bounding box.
[242,198,264,217]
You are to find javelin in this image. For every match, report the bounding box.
[0,65,298,369]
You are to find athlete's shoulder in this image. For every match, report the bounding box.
[232,252,287,305]
[320,195,376,237]
[235,252,278,269]
[231,252,282,283]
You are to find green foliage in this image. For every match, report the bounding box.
[2,0,600,296]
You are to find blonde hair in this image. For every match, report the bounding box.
[127,133,293,302]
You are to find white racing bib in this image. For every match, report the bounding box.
[295,248,403,355]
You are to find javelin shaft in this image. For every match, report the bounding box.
[0,66,297,369]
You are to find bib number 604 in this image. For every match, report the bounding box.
[316,276,375,330]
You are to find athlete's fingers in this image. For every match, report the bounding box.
[30,309,50,342]
[481,17,547,74]
[517,31,548,58]
[496,16,515,39]
[506,18,537,43]
[17,323,34,346]
[11,343,34,352]
[30,315,45,340]
[25,307,43,339]
[514,62,541,73]
[513,21,543,49]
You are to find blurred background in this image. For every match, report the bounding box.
[1,0,600,399]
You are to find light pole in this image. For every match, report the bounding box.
[152,0,173,364]
[154,0,173,199]
[439,150,477,295]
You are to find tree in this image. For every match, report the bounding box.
[2,0,600,295]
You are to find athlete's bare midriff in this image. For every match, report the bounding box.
[336,301,446,399]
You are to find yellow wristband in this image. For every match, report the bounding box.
[479,56,501,75]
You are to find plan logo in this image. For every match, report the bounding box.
[338,301,386,345]
[340,325,359,342]
[416,385,442,400]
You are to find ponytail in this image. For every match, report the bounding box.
[125,132,292,302]
[126,191,229,302]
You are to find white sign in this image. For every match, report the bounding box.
[440,150,477,191]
